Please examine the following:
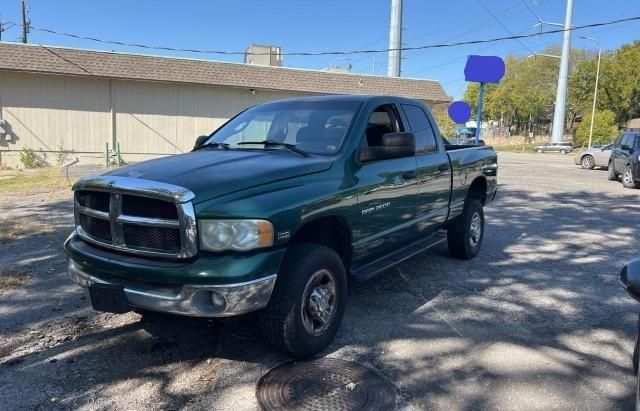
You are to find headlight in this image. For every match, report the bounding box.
[199,219,274,251]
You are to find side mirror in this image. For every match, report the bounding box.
[194,135,210,149]
[359,132,416,163]
[621,144,630,151]
[620,259,640,302]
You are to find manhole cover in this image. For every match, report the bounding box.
[256,358,396,411]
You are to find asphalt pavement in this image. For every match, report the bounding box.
[1,152,639,410]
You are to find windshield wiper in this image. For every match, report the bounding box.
[237,140,310,157]
[194,142,230,151]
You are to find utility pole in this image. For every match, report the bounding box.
[21,0,29,43]
[387,0,403,77]
[550,0,574,143]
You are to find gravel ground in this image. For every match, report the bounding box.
[1,153,639,410]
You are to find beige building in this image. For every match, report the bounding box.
[0,42,449,167]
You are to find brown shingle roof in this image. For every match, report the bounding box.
[0,42,450,103]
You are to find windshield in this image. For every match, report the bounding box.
[207,100,361,155]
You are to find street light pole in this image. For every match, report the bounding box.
[579,35,601,149]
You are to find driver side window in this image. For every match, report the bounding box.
[362,104,404,148]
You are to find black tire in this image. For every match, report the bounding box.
[259,244,347,358]
[581,155,595,169]
[447,199,484,260]
[560,149,567,155]
[608,161,617,181]
[622,165,640,189]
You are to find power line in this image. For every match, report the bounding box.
[6,16,640,57]
[521,0,541,21]
[476,0,535,54]
[403,1,529,61]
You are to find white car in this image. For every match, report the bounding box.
[573,144,613,169]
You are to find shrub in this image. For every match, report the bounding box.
[574,109,618,147]
[19,147,47,169]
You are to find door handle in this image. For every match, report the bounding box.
[403,170,417,180]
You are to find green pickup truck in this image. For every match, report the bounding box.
[65,95,497,357]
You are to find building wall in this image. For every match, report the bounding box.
[0,71,307,167]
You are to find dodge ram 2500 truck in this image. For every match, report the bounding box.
[65,95,498,357]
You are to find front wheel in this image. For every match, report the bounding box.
[447,199,484,260]
[560,149,567,155]
[537,149,543,153]
[259,244,347,358]
[608,162,618,181]
[622,165,640,189]
[581,155,594,169]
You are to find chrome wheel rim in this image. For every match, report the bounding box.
[469,212,482,247]
[301,269,337,336]
[582,157,593,168]
[624,169,634,185]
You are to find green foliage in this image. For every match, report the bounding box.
[19,147,47,169]
[432,106,457,138]
[574,109,617,147]
[461,41,640,134]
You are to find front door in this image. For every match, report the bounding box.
[352,103,419,265]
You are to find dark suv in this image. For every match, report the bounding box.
[608,129,640,189]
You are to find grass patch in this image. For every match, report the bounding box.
[0,218,56,244]
[0,269,31,293]
[0,168,69,195]
[493,144,539,153]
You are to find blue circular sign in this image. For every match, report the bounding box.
[448,101,471,124]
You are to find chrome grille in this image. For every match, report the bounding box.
[73,176,197,259]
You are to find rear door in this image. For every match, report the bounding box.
[400,103,451,235]
[353,103,419,264]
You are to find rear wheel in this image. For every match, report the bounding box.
[608,161,618,181]
[581,155,594,169]
[259,244,347,358]
[447,199,484,260]
[622,165,640,189]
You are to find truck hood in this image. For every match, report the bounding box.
[103,149,333,203]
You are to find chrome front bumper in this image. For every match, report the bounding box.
[68,260,277,317]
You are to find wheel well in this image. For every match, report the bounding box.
[582,154,594,160]
[290,216,352,268]
[467,177,487,205]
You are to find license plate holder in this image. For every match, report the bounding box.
[88,284,130,314]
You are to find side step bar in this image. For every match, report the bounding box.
[350,231,447,281]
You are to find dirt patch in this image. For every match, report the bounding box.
[0,269,31,293]
[0,218,56,244]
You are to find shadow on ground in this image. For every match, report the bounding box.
[1,182,638,409]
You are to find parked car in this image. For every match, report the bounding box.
[618,258,640,408]
[608,129,640,189]
[64,95,498,358]
[573,144,612,169]
[535,142,574,154]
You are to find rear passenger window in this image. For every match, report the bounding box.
[401,104,438,153]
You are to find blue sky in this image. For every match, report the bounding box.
[1,0,638,99]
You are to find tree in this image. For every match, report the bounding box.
[574,109,617,147]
